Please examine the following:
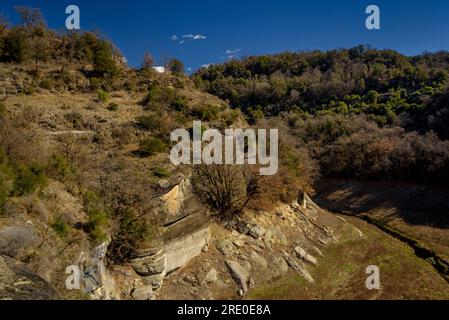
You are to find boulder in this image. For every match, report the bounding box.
[132,251,166,276]
[250,252,268,268]
[282,251,314,283]
[0,255,59,300]
[294,246,318,266]
[131,285,154,300]
[143,273,166,290]
[217,239,235,257]
[225,260,250,295]
[205,268,218,283]
[249,225,266,239]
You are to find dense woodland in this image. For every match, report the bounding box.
[194,46,449,185]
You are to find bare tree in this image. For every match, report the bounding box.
[141,50,155,70]
[14,6,46,29]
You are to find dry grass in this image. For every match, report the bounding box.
[247,216,449,300]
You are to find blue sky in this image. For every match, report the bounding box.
[1,0,449,72]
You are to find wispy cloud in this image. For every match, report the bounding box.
[171,34,207,45]
[224,48,242,59]
[193,34,207,40]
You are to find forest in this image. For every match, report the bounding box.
[194,46,449,186]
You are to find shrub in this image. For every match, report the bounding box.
[191,104,220,121]
[152,167,171,178]
[136,115,158,131]
[12,165,47,196]
[86,207,109,244]
[51,217,69,238]
[0,103,6,119]
[193,164,248,218]
[108,102,119,111]
[170,96,188,111]
[138,138,167,157]
[39,79,53,90]
[0,149,14,211]
[168,58,185,76]
[107,209,153,264]
[97,90,109,103]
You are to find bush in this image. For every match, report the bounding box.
[136,115,158,131]
[39,79,53,90]
[0,103,6,119]
[51,217,69,238]
[138,138,167,157]
[107,209,153,264]
[170,96,188,111]
[86,207,109,244]
[97,90,109,103]
[108,103,119,111]
[0,149,14,211]
[193,164,248,218]
[12,165,47,196]
[152,167,171,178]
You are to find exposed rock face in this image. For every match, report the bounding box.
[0,255,59,300]
[80,241,120,300]
[132,250,166,276]
[0,225,40,259]
[128,178,211,298]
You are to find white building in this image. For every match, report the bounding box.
[153,66,166,74]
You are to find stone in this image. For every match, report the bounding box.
[232,239,246,248]
[282,251,314,283]
[0,255,60,300]
[250,252,268,268]
[0,225,40,258]
[225,260,250,295]
[217,239,235,257]
[249,225,266,239]
[294,246,318,266]
[143,273,165,290]
[131,285,154,300]
[312,246,324,257]
[273,256,289,274]
[264,227,288,246]
[131,253,166,276]
[158,179,170,189]
[184,274,199,286]
[353,226,364,238]
[205,268,218,283]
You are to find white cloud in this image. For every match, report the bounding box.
[179,40,186,45]
[171,35,178,41]
[193,34,207,40]
[224,48,242,59]
[225,48,241,55]
[182,34,195,38]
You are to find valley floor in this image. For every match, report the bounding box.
[248,215,449,300]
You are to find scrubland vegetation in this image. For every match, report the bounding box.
[0,6,448,284]
[194,46,449,186]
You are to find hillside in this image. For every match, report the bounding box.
[1,7,449,301]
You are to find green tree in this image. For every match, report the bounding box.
[93,40,118,77]
[168,58,185,76]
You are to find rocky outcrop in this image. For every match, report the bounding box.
[0,255,60,300]
[128,178,211,299]
[78,241,120,300]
